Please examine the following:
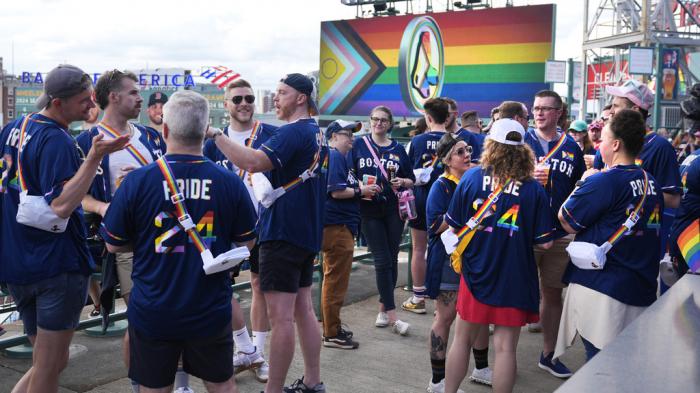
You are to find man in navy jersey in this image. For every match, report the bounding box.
[101,91,256,393]
[76,69,168,392]
[445,98,482,163]
[205,73,327,393]
[525,90,585,378]
[146,92,167,133]
[1,64,129,393]
[203,79,277,383]
[321,120,374,350]
[405,97,453,314]
[498,101,530,132]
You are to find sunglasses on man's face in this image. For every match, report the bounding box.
[231,95,255,105]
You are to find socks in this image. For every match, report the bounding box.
[252,330,269,356]
[174,367,189,389]
[473,347,489,370]
[412,286,426,302]
[430,357,446,384]
[233,326,255,354]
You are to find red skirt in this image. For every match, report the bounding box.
[456,276,539,327]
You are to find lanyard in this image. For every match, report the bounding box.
[606,170,649,246]
[455,178,513,239]
[541,131,568,163]
[16,114,62,192]
[237,120,261,178]
[155,157,208,253]
[98,122,150,167]
[280,124,325,192]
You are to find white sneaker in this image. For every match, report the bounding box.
[391,319,410,336]
[375,312,389,327]
[426,379,465,393]
[233,349,264,374]
[254,359,269,383]
[527,322,542,333]
[469,367,493,386]
[173,387,195,393]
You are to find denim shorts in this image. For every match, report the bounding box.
[8,272,88,336]
[439,256,460,292]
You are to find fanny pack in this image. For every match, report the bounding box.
[413,155,439,186]
[363,136,417,220]
[565,170,649,270]
[16,114,70,233]
[251,122,324,208]
[441,178,512,273]
[156,156,250,275]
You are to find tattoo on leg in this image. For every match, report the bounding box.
[438,291,457,307]
[430,330,447,358]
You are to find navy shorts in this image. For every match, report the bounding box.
[128,323,233,388]
[8,272,88,336]
[439,256,460,292]
[259,240,315,293]
[408,186,428,231]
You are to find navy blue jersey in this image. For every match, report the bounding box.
[560,165,663,306]
[258,118,327,253]
[76,124,165,203]
[0,114,94,284]
[100,154,256,339]
[446,167,554,313]
[456,129,484,163]
[325,148,360,235]
[670,154,700,272]
[408,131,448,184]
[203,123,277,171]
[351,136,414,218]
[424,173,460,298]
[524,129,586,239]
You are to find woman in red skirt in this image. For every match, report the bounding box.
[442,119,554,393]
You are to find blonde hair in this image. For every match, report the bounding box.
[479,139,535,182]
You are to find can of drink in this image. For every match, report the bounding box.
[362,174,377,200]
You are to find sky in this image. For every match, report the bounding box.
[0,0,584,90]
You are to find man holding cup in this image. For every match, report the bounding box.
[524,90,585,379]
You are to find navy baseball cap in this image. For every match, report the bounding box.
[148,92,168,107]
[36,64,92,109]
[280,73,319,116]
[325,119,362,140]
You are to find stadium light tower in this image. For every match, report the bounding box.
[341,0,413,17]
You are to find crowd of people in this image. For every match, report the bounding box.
[0,62,698,393]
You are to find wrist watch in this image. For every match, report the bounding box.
[212,129,224,140]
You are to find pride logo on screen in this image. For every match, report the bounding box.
[398,16,444,113]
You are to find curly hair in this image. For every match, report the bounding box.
[479,139,535,182]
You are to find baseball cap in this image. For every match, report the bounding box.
[325,119,362,140]
[280,73,319,116]
[605,79,654,110]
[588,119,605,132]
[568,120,588,132]
[35,64,91,109]
[487,119,525,146]
[148,92,168,107]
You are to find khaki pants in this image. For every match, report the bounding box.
[321,225,355,337]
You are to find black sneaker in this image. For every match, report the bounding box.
[283,377,326,393]
[323,327,359,349]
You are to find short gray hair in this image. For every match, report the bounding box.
[163,91,209,144]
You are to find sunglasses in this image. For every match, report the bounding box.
[452,145,473,157]
[231,95,255,105]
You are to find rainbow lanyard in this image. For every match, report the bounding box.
[607,170,649,246]
[279,126,325,192]
[98,122,150,167]
[455,178,513,240]
[237,120,261,178]
[155,156,208,253]
[541,131,568,163]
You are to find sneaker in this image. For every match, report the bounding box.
[527,322,542,333]
[391,319,410,336]
[173,387,194,393]
[233,349,264,374]
[253,360,269,383]
[323,328,359,349]
[538,352,573,378]
[283,377,326,393]
[469,367,493,386]
[375,312,389,327]
[402,297,426,314]
[0,326,6,337]
[426,379,465,393]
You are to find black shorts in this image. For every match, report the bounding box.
[249,243,261,274]
[408,186,428,231]
[128,323,233,388]
[259,240,316,293]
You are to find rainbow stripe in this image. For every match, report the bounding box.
[455,178,512,239]
[238,121,261,178]
[608,171,649,245]
[678,219,700,273]
[542,132,568,162]
[156,157,208,253]
[98,123,150,167]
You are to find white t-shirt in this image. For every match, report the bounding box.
[227,125,257,211]
[108,125,154,195]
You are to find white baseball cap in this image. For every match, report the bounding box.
[486,119,525,145]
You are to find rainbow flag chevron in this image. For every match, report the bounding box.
[678,219,700,273]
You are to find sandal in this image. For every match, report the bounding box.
[90,305,101,317]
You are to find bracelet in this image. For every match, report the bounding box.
[354,187,361,198]
[212,129,223,140]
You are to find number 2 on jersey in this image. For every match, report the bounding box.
[154,211,216,253]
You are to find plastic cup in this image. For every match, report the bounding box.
[536,162,551,186]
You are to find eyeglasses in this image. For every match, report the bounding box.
[336,131,353,138]
[370,117,390,124]
[231,95,255,105]
[532,106,561,113]
[452,145,473,157]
